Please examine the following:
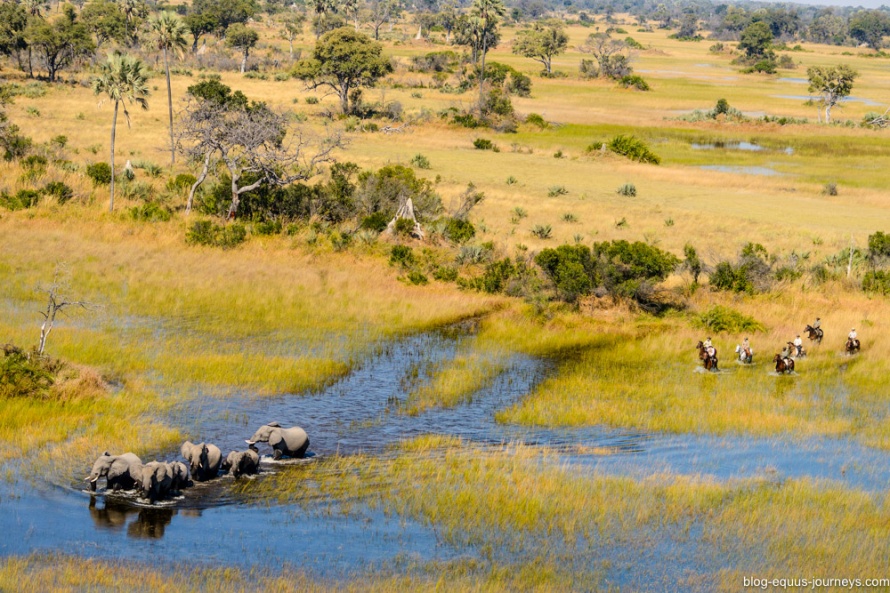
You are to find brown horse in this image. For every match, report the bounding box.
[804,325,823,344]
[845,338,861,355]
[773,354,795,374]
[696,341,719,372]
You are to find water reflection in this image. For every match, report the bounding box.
[88,498,177,539]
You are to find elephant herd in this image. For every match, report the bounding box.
[86,422,309,504]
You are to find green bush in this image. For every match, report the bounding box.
[167,173,198,192]
[410,154,431,169]
[253,219,283,235]
[406,270,429,285]
[547,186,568,197]
[42,181,74,204]
[863,270,890,295]
[0,346,58,399]
[867,231,890,259]
[535,245,594,303]
[361,211,390,232]
[443,218,476,244]
[394,217,415,236]
[473,138,495,151]
[607,135,661,164]
[129,202,173,222]
[186,220,247,249]
[305,96,319,104]
[710,261,754,293]
[86,162,113,185]
[617,183,637,197]
[696,305,765,333]
[14,189,40,208]
[531,224,552,239]
[618,75,650,91]
[525,113,547,128]
[389,245,415,267]
[433,265,459,282]
[463,258,517,294]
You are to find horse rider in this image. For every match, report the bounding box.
[849,328,858,342]
[781,342,791,359]
[792,335,803,356]
[742,337,751,353]
[703,337,715,358]
[813,317,821,330]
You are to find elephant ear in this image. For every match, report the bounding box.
[268,431,283,447]
[267,422,281,428]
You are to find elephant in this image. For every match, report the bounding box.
[246,422,309,459]
[166,461,191,492]
[222,449,259,478]
[86,452,143,492]
[136,461,173,503]
[180,441,222,481]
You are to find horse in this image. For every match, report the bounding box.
[788,341,806,358]
[696,341,719,372]
[774,354,795,374]
[735,345,753,364]
[804,325,823,344]
[845,338,861,355]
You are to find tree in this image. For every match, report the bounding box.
[82,0,128,49]
[178,80,342,217]
[184,12,215,52]
[849,10,890,51]
[36,265,94,356]
[117,0,148,45]
[807,64,857,123]
[148,11,188,168]
[279,13,305,59]
[293,27,392,114]
[511,22,568,74]
[0,3,29,73]
[580,33,632,79]
[190,0,257,35]
[226,23,259,73]
[367,0,402,41]
[92,54,150,212]
[469,0,506,96]
[26,7,95,82]
[738,21,772,59]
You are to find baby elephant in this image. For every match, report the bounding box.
[222,449,260,478]
[166,461,191,492]
[246,422,309,460]
[136,461,173,504]
[180,441,222,482]
[86,452,143,492]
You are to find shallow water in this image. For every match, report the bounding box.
[3,323,890,585]
[772,94,884,106]
[699,165,783,176]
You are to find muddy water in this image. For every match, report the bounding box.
[2,322,890,584]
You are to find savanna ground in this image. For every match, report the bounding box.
[2,14,890,592]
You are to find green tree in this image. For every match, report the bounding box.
[807,64,857,123]
[849,9,890,51]
[279,13,305,59]
[184,12,215,52]
[738,21,772,59]
[117,0,148,44]
[91,54,150,212]
[470,0,506,96]
[0,3,29,73]
[293,27,392,114]
[148,11,188,167]
[26,7,95,82]
[190,0,257,35]
[511,22,568,74]
[226,23,259,73]
[82,0,128,48]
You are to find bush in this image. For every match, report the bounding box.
[129,202,173,222]
[42,181,74,204]
[410,154,431,169]
[525,113,547,128]
[305,96,319,104]
[710,261,754,293]
[473,138,495,151]
[253,219,283,235]
[822,183,838,196]
[462,258,517,294]
[0,346,57,399]
[86,162,113,185]
[389,245,415,268]
[863,270,890,295]
[443,218,476,244]
[868,231,890,259]
[696,305,765,333]
[167,173,198,193]
[405,270,429,285]
[361,211,390,232]
[186,220,247,249]
[531,224,552,239]
[625,36,645,49]
[607,135,661,164]
[617,183,637,197]
[433,265,459,282]
[535,245,594,303]
[618,75,650,91]
[547,186,568,197]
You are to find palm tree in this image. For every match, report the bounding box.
[92,54,149,213]
[470,0,506,100]
[147,12,187,167]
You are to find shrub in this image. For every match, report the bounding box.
[511,207,528,222]
[129,202,173,222]
[443,218,476,244]
[531,224,552,239]
[167,173,197,192]
[547,186,568,197]
[186,220,247,249]
[305,96,319,104]
[562,213,578,223]
[464,258,517,294]
[42,181,74,204]
[357,164,442,223]
[86,162,113,185]
[618,75,650,91]
[822,183,838,196]
[473,138,495,151]
[0,346,57,399]
[696,305,765,333]
[394,217,416,236]
[535,244,594,303]
[525,113,547,128]
[607,135,660,164]
[410,154,431,169]
[625,36,645,49]
[592,240,680,299]
[506,176,517,185]
[617,183,637,197]
[710,261,754,293]
[253,219,283,235]
[868,231,890,259]
[405,270,428,285]
[389,244,415,267]
[863,270,890,295]
[22,154,47,171]
[361,211,390,232]
[433,265,459,282]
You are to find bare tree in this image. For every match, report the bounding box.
[579,33,633,79]
[36,265,95,356]
[178,81,343,217]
